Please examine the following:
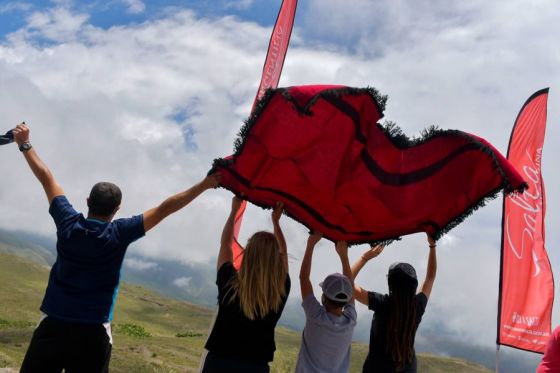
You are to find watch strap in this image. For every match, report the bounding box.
[19,142,32,152]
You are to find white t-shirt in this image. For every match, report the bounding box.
[295,294,357,373]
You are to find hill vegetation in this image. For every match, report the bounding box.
[0,249,492,372]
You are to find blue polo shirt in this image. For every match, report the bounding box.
[40,196,145,324]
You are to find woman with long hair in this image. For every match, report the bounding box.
[352,235,437,372]
[202,196,290,373]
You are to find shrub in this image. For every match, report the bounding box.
[175,331,204,338]
[116,323,151,338]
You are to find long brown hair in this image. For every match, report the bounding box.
[227,231,287,320]
[385,274,418,371]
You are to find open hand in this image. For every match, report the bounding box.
[362,245,384,261]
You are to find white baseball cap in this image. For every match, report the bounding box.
[319,273,353,303]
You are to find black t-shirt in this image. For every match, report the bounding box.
[205,262,291,363]
[363,291,428,373]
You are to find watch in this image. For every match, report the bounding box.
[19,142,32,152]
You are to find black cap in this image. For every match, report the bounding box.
[388,262,418,287]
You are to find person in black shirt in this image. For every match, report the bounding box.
[352,234,437,373]
[202,196,290,373]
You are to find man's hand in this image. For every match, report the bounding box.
[12,123,29,146]
[201,172,221,190]
[362,245,384,261]
[271,201,283,223]
[335,240,348,258]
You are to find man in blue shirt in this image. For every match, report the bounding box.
[11,123,220,373]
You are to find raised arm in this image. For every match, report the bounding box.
[217,196,243,271]
[335,241,354,303]
[299,232,322,299]
[271,202,288,272]
[351,245,384,306]
[142,173,220,233]
[13,123,64,204]
[420,234,437,299]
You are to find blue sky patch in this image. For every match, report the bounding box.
[168,106,198,151]
[0,0,286,41]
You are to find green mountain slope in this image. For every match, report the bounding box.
[0,251,492,372]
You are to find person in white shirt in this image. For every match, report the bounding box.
[295,233,357,373]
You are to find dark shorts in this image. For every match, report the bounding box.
[202,351,270,373]
[20,317,112,373]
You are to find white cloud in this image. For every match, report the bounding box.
[124,258,158,271]
[23,7,89,42]
[121,0,145,14]
[0,2,32,14]
[224,0,254,11]
[0,1,559,359]
[173,276,192,288]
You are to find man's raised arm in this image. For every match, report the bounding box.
[142,173,220,233]
[13,123,64,204]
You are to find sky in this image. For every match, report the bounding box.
[1,0,559,367]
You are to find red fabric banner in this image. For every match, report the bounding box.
[497,88,554,353]
[232,0,298,269]
[216,85,526,244]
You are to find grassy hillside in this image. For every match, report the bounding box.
[0,251,492,372]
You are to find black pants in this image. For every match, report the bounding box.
[202,352,270,373]
[20,317,112,373]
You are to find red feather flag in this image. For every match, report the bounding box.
[231,0,298,269]
[497,88,554,353]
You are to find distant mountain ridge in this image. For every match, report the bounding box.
[0,227,218,306]
[0,228,55,266]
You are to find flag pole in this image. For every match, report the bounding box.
[495,344,500,373]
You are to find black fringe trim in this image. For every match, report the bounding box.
[213,183,401,248]
[431,185,503,241]
[280,86,387,118]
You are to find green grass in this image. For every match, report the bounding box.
[0,251,491,372]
